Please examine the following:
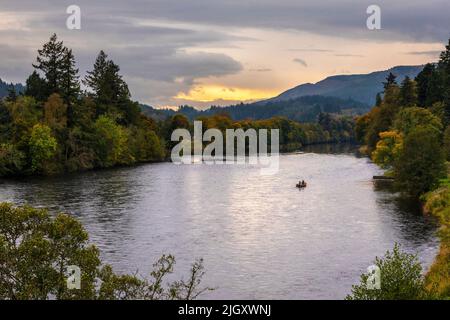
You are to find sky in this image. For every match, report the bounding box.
[0,0,449,109]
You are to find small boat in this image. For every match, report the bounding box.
[296,181,307,189]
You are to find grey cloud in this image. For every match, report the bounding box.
[293,58,308,67]
[405,50,442,57]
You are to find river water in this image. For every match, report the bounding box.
[0,145,440,299]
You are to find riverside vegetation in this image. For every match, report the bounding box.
[348,38,450,300]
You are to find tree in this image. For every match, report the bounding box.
[444,125,450,161]
[5,84,17,102]
[0,202,212,300]
[32,34,65,96]
[28,124,58,173]
[415,63,436,107]
[375,93,382,107]
[399,76,417,107]
[372,131,403,169]
[60,48,80,126]
[383,72,397,91]
[84,51,131,118]
[93,115,131,167]
[393,107,443,137]
[346,244,425,300]
[24,71,47,102]
[394,125,446,196]
[44,93,67,133]
[0,143,25,176]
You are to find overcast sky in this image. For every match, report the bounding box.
[0,0,449,108]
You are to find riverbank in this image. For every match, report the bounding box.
[422,181,450,298]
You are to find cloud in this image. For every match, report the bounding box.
[405,50,442,57]
[293,58,308,67]
[334,54,365,58]
[0,0,448,107]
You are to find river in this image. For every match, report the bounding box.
[0,145,440,299]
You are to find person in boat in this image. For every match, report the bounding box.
[297,180,307,188]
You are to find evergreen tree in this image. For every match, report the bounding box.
[5,84,17,102]
[32,34,65,96]
[383,72,397,91]
[415,63,435,107]
[60,48,80,126]
[84,51,131,120]
[399,76,417,107]
[24,71,47,102]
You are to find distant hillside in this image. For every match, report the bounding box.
[141,95,369,123]
[265,65,424,105]
[0,78,25,98]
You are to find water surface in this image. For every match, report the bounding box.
[0,146,439,299]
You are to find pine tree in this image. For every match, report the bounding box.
[399,76,417,107]
[25,71,47,102]
[383,72,397,91]
[84,51,131,118]
[60,48,80,126]
[415,63,435,107]
[32,34,65,96]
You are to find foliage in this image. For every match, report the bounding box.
[372,131,403,169]
[346,244,426,300]
[394,125,446,197]
[422,185,450,299]
[0,202,213,300]
[28,124,58,173]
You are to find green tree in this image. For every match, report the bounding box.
[24,71,47,102]
[84,51,131,119]
[393,107,443,137]
[372,131,403,169]
[346,244,425,300]
[415,63,436,107]
[93,115,131,167]
[60,48,80,126]
[383,72,397,91]
[29,124,58,173]
[0,202,212,300]
[399,76,417,107]
[394,125,446,196]
[32,33,65,96]
[0,143,25,176]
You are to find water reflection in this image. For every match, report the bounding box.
[0,146,439,299]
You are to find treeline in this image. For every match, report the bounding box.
[162,112,355,153]
[356,38,450,197]
[355,38,450,299]
[0,34,167,177]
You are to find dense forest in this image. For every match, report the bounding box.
[0,34,356,177]
[355,38,450,299]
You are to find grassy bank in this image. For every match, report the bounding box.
[422,180,450,299]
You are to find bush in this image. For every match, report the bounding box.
[346,244,426,300]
